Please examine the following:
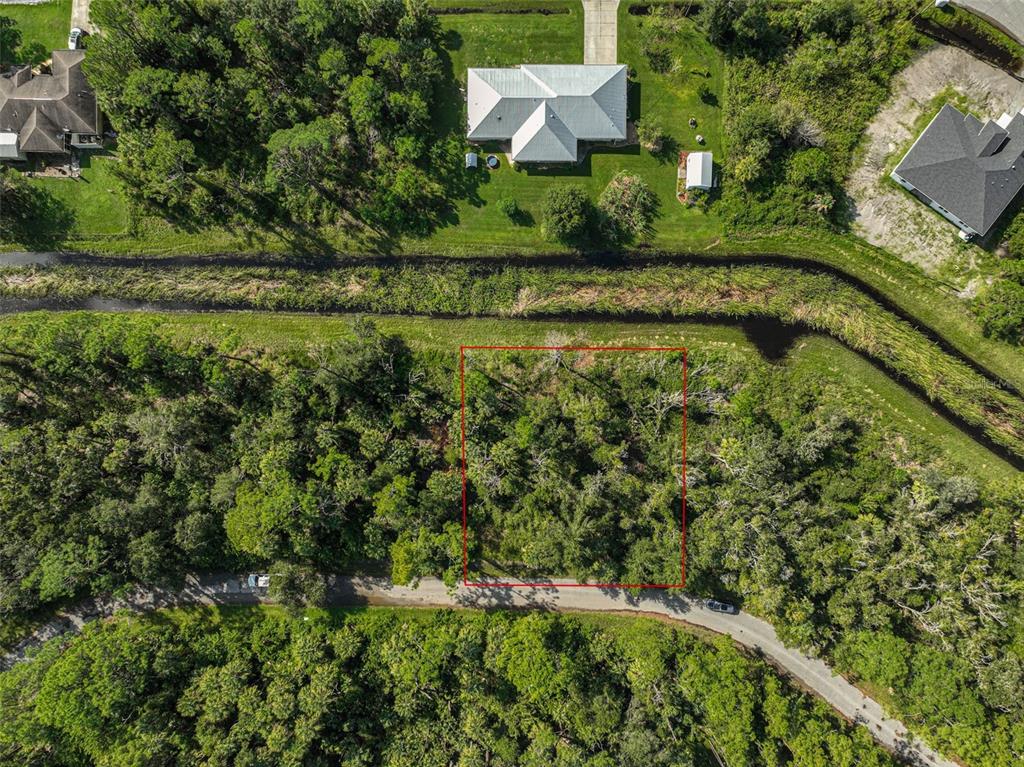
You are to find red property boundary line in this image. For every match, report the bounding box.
[460,345,687,589]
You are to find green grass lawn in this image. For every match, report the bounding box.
[29,153,127,237]
[0,0,70,62]
[408,2,725,254]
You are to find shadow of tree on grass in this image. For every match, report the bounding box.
[0,171,76,250]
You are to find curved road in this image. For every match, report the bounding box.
[2,574,952,767]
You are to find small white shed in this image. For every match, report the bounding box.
[465,152,478,169]
[685,151,714,190]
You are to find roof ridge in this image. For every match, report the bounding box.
[519,65,557,98]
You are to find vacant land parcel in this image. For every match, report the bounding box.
[461,345,686,586]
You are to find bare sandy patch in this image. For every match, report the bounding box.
[845,45,1024,290]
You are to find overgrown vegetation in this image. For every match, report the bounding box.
[0,608,898,766]
[2,261,1022,461]
[464,348,683,583]
[702,0,922,231]
[0,313,1022,765]
[974,213,1024,345]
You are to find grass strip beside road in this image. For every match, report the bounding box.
[1,261,1023,462]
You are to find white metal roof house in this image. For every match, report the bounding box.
[466,64,627,163]
[685,151,714,190]
[891,104,1024,239]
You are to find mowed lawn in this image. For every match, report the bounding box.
[29,153,127,236]
[0,0,70,60]
[411,2,725,254]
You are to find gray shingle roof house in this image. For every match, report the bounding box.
[890,104,1024,238]
[0,50,101,160]
[466,65,627,163]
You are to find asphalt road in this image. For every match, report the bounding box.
[2,574,955,767]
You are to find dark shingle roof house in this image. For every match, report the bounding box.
[891,104,1024,238]
[466,65,627,164]
[0,50,101,160]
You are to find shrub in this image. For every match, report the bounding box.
[496,197,521,220]
[786,148,833,189]
[541,185,594,244]
[697,82,714,104]
[644,42,673,73]
[598,172,660,243]
[637,120,667,153]
[1003,211,1024,258]
[797,0,858,42]
[973,266,1024,345]
[732,137,771,187]
[699,0,746,46]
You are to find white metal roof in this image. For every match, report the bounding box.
[511,103,577,162]
[467,64,627,162]
[686,151,713,189]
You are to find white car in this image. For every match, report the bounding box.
[68,28,84,49]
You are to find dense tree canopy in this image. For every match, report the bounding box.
[0,608,896,767]
[86,0,459,234]
[1,314,1022,765]
[464,348,683,583]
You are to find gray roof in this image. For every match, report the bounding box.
[0,50,99,155]
[467,65,627,163]
[894,104,1024,234]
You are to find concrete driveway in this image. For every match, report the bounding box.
[583,0,619,65]
[71,0,94,34]
[955,0,1024,46]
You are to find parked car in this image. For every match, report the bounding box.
[705,599,738,615]
[68,28,84,49]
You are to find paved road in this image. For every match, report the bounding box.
[955,0,1024,46]
[1,574,954,767]
[582,0,619,65]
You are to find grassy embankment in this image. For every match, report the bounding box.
[2,262,1023,463]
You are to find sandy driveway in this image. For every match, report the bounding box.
[583,0,619,65]
[845,45,1024,293]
